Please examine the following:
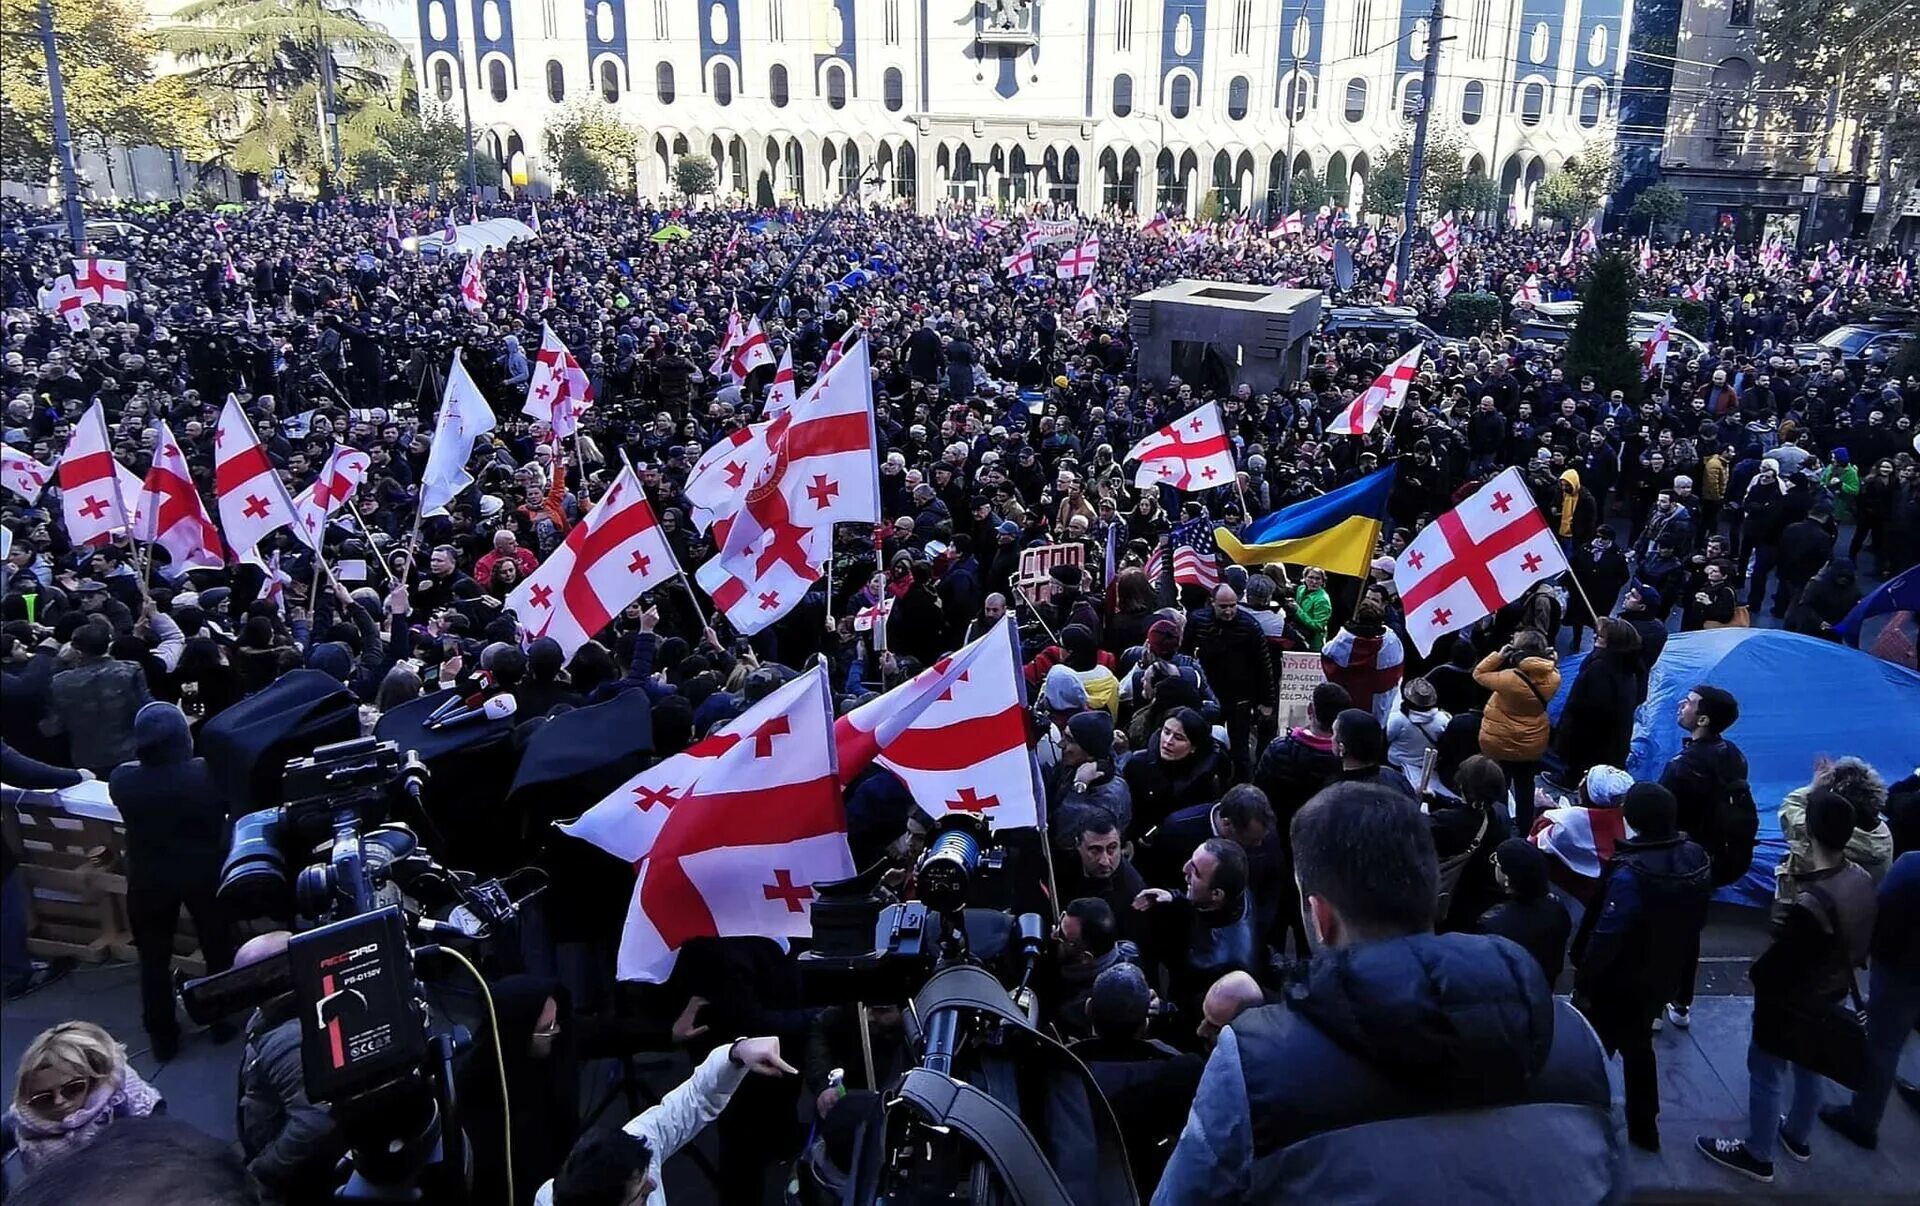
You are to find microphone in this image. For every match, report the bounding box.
[426,687,487,724]
[428,694,518,730]
[399,750,431,801]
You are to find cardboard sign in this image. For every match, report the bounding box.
[1276,650,1326,728]
[1016,542,1085,589]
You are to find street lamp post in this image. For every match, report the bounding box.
[1395,0,1449,290]
[38,0,87,252]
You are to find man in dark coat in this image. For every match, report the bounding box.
[1771,502,1837,620]
[904,319,944,384]
[1570,783,1713,1152]
[1566,526,1629,651]
[1183,584,1274,777]
[110,702,238,1059]
[1068,963,1205,1193]
[1156,785,1620,1203]
[1553,618,1642,781]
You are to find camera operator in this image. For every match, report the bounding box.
[1153,784,1618,1204]
[1067,963,1205,1193]
[1130,838,1261,1027]
[537,1036,797,1206]
[234,931,348,1205]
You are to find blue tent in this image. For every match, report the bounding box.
[1551,629,1920,905]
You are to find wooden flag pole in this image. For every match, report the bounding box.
[343,500,396,586]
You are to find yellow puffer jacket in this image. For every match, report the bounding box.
[1472,652,1562,761]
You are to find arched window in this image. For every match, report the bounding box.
[657,61,676,104]
[1344,78,1367,123]
[1169,73,1191,118]
[546,59,565,103]
[714,61,733,105]
[1112,74,1133,117]
[600,59,620,102]
[433,58,454,102]
[1401,77,1424,119]
[1519,80,1545,125]
[1227,75,1250,120]
[1281,73,1310,121]
[1461,80,1484,125]
[487,59,508,102]
[770,63,789,107]
[884,67,904,111]
[1579,83,1605,128]
[826,63,847,109]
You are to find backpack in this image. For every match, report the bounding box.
[1708,776,1759,888]
[1435,806,1492,924]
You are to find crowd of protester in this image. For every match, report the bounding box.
[2,192,1919,1204]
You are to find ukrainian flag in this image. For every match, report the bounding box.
[1215,464,1396,578]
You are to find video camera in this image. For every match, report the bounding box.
[798,814,1138,1206]
[184,737,544,1203]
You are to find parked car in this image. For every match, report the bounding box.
[1320,306,1464,356]
[1792,324,1914,369]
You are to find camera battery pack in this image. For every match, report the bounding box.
[288,907,425,1102]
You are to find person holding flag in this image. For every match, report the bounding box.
[419,350,499,518]
[524,323,596,439]
[1328,348,1423,438]
[214,394,301,566]
[1125,401,1236,491]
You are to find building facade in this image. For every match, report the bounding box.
[386,0,1633,219]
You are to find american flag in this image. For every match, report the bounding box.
[1168,518,1222,591]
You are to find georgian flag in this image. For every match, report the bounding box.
[730,316,774,378]
[1380,259,1401,304]
[1270,210,1304,239]
[1055,235,1100,279]
[1638,239,1655,273]
[458,251,487,313]
[1642,313,1674,378]
[565,665,851,982]
[1360,226,1378,255]
[292,445,371,551]
[542,268,556,309]
[516,271,530,314]
[1002,246,1036,278]
[709,308,744,377]
[1511,274,1543,307]
[72,258,129,307]
[1125,400,1235,490]
[529,202,542,234]
[1329,346,1422,437]
[137,420,225,571]
[524,322,596,438]
[1432,260,1460,303]
[36,275,88,332]
[1394,467,1570,655]
[56,401,132,547]
[764,348,798,418]
[213,393,301,565]
[385,206,402,245]
[1074,278,1098,316]
[836,615,1044,829]
[1141,212,1172,238]
[1429,211,1460,260]
[1682,272,1708,302]
[1,444,54,504]
[506,464,681,658]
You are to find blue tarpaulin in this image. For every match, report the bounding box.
[1551,629,1920,905]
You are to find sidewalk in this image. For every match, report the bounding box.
[5,968,1918,1201]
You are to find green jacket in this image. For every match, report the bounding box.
[1293,586,1332,648]
[1775,784,1894,908]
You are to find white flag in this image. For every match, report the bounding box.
[419,351,499,517]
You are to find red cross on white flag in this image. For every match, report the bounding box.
[1074,277,1099,316]
[214,393,301,566]
[1125,400,1236,491]
[1642,313,1674,378]
[137,420,226,571]
[564,664,851,982]
[523,322,596,438]
[1432,260,1461,303]
[1,443,54,505]
[1393,466,1570,654]
[291,445,372,552]
[1430,211,1460,260]
[506,462,681,658]
[55,401,131,547]
[1380,259,1401,304]
[836,615,1044,830]
[71,258,129,307]
[458,251,487,313]
[37,275,88,332]
[1055,235,1101,279]
[1330,346,1423,437]
[1002,246,1035,278]
[1682,272,1708,302]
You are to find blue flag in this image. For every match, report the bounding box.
[1836,564,1920,636]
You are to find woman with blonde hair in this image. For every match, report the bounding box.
[2,1021,163,1173]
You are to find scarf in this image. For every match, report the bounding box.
[3,1065,162,1173]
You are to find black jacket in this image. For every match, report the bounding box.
[1182,605,1273,707]
[1068,1035,1205,1193]
[1476,896,1574,987]
[1659,734,1748,867]
[107,704,229,894]
[1121,743,1225,836]
[1777,516,1836,582]
[1570,834,1713,1044]
[1552,648,1638,778]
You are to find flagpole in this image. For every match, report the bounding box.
[1561,563,1605,632]
[823,524,835,627]
[400,360,442,578]
[343,500,396,586]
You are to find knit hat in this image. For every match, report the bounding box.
[1042,663,1091,712]
[1622,782,1678,838]
[1582,765,1634,807]
[1492,838,1549,900]
[1146,619,1180,659]
[1066,711,1115,763]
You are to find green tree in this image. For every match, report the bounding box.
[1763,0,1918,244]
[674,153,716,202]
[1363,121,1474,220]
[1532,172,1587,223]
[1629,181,1687,229]
[0,0,211,178]
[1198,188,1223,225]
[1443,173,1501,220]
[1566,253,1642,400]
[159,0,399,185]
[542,97,640,195]
[1564,139,1621,211]
[1285,166,1329,214]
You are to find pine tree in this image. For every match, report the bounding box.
[1567,253,1642,402]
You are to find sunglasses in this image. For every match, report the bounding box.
[27,1076,95,1114]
